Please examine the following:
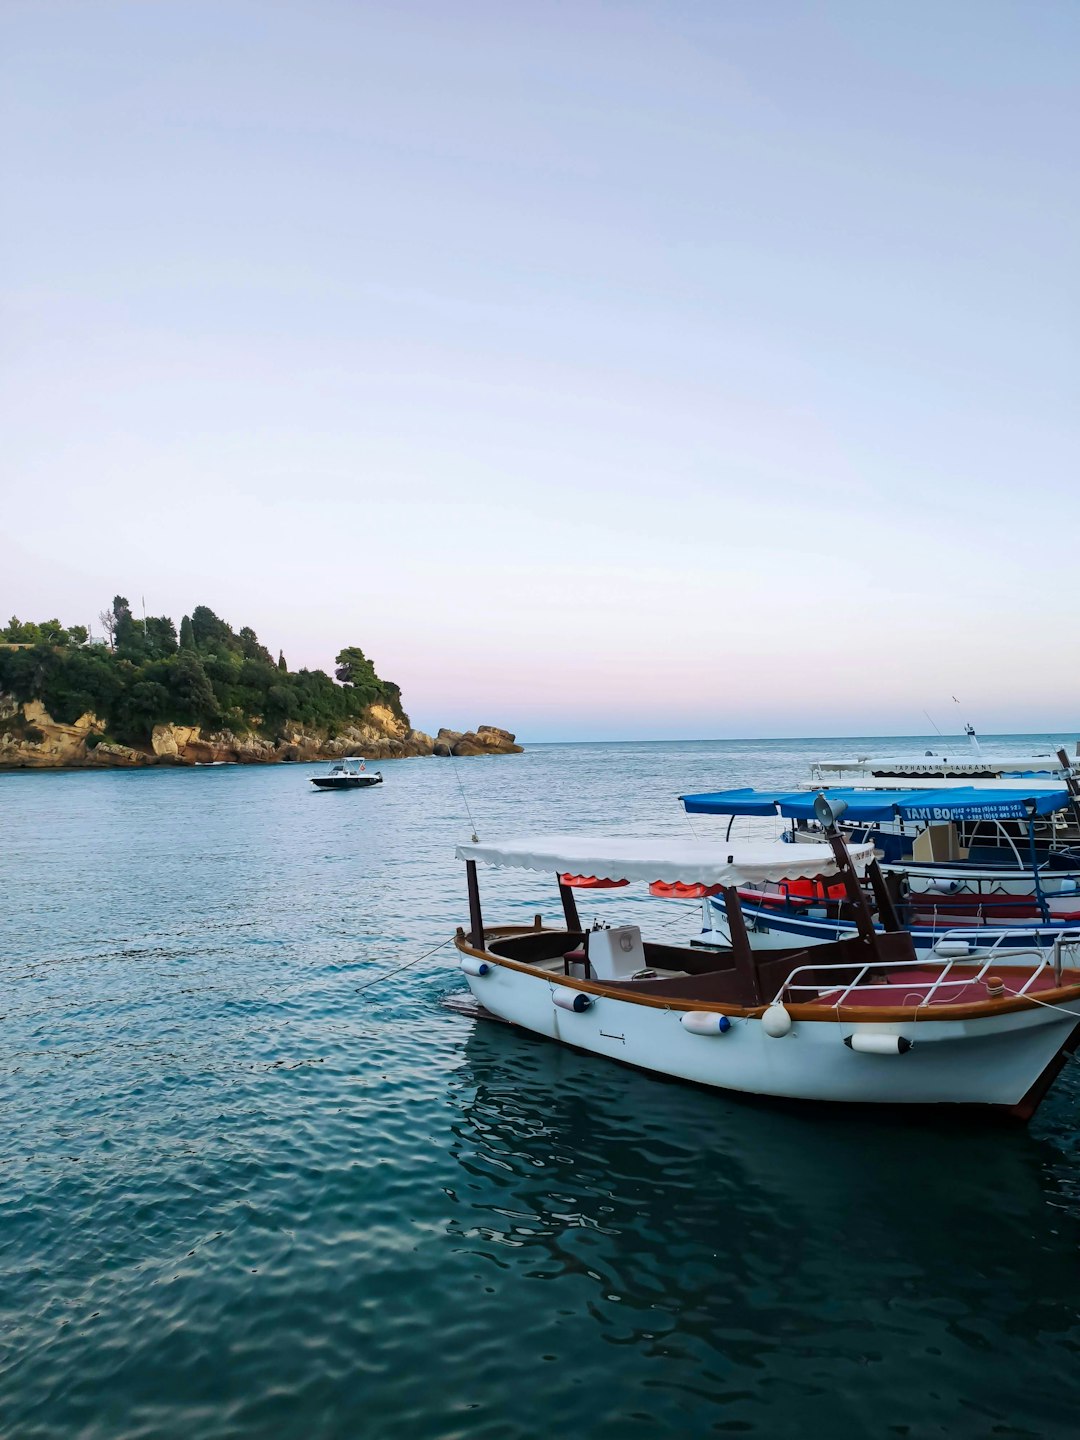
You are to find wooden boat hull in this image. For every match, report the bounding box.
[454,932,1080,1111]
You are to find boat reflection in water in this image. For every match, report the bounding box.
[441,1014,1080,1434]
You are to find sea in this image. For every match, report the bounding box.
[3,735,1080,1440]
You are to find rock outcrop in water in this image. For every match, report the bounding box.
[0,695,521,769]
[433,725,522,757]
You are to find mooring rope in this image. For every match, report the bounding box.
[1001,981,1080,1022]
[444,738,480,842]
[354,935,456,994]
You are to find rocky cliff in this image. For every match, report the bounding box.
[0,696,522,769]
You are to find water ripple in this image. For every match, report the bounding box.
[2,741,1079,1437]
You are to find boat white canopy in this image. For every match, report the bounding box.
[456,835,875,888]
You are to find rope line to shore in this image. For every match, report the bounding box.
[355,935,456,994]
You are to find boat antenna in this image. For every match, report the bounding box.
[922,709,943,736]
[445,737,480,842]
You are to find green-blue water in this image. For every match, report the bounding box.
[3,737,1080,1438]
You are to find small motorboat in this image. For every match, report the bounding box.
[310,758,383,790]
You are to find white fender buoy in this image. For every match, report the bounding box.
[680,1012,732,1036]
[460,956,490,977]
[761,1004,792,1037]
[552,988,592,1013]
[933,940,971,957]
[926,877,962,895]
[845,1033,912,1055]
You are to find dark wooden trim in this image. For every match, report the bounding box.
[866,858,902,932]
[558,877,582,933]
[828,832,878,945]
[718,888,762,1004]
[466,860,484,948]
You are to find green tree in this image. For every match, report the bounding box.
[179,615,195,651]
[334,646,379,693]
[144,615,178,659]
[112,597,148,661]
[191,605,235,653]
[2,617,74,645]
[238,626,273,664]
[165,651,220,726]
[113,679,171,744]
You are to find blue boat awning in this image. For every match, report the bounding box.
[679,786,1074,824]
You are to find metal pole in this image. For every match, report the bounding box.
[1027,808,1050,925]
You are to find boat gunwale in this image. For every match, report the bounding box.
[453,926,1080,1024]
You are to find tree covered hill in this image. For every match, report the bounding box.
[0,598,406,748]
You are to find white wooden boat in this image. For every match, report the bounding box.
[452,821,1080,1119]
[310,757,383,789]
[809,728,1077,787]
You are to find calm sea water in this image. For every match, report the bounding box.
[3,736,1080,1439]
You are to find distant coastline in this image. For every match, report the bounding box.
[0,601,522,770]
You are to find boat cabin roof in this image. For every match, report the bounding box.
[455,834,875,888]
[680,785,1073,824]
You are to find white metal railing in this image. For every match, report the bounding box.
[930,925,1080,951]
[775,939,1080,1010]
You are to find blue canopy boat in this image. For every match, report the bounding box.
[679,785,1080,955]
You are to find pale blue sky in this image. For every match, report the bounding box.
[2,2,1077,739]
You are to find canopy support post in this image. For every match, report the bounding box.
[558,878,581,933]
[866,858,902,932]
[1056,748,1080,841]
[721,887,761,1005]
[466,860,485,948]
[826,832,879,947]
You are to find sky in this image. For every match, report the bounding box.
[2,1,1078,740]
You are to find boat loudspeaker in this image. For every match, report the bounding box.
[813,793,848,831]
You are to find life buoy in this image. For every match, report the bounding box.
[649,881,722,900]
[560,873,629,889]
[780,879,847,901]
